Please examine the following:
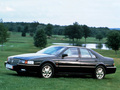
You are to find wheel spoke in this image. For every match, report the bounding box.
[96,67,105,79]
[42,64,53,78]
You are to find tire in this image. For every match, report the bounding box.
[40,63,54,78]
[95,66,106,79]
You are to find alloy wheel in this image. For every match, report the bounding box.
[95,66,105,79]
[41,63,54,78]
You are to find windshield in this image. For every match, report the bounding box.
[37,46,65,55]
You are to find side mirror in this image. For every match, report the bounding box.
[62,54,68,58]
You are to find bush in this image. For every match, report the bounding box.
[34,29,47,48]
[21,31,26,37]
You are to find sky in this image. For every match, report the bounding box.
[0,0,120,28]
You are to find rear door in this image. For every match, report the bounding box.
[79,48,98,73]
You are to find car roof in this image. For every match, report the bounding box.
[51,45,87,49]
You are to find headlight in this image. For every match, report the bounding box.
[19,60,34,64]
[19,60,25,64]
[7,58,10,62]
[27,61,34,64]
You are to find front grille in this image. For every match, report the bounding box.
[8,58,19,65]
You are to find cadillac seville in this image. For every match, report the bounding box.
[5,45,116,79]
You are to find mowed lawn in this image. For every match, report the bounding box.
[0,32,120,90]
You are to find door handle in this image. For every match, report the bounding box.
[95,60,97,62]
[76,59,79,61]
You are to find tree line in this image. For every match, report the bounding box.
[0,21,120,53]
[3,22,110,37]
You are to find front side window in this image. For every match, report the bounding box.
[63,48,78,57]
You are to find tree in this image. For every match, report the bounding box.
[106,31,120,54]
[45,24,53,36]
[89,27,110,37]
[34,29,47,48]
[96,33,103,41]
[24,25,29,33]
[21,31,26,37]
[0,23,9,51]
[17,26,21,32]
[21,25,28,37]
[65,22,83,42]
[29,21,39,34]
[82,25,91,43]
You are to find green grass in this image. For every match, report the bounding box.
[0,32,120,90]
[48,35,106,44]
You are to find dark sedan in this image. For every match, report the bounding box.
[5,45,116,79]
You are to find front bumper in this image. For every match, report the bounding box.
[5,61,40,72]
[106,66,116,74]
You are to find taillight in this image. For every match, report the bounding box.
[113,63,115,66]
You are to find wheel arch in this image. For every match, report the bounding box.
[40,61,56,71]
[95,64,107,72]
[94,64,107,79]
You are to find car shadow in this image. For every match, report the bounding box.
[55,73,93,79]
[5,72,39,78]
[5,72,94,79]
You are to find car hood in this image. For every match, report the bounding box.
[9,53,55,60]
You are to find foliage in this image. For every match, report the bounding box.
[29,21,39,33]
[65,22,83,42]
[52,25,65,35]
[82,25,91,43]
[45,23,53,36]
[3,22,112,38]
[21,25,29,37]
[21,31,26,37]
[29,32,34,37]
[0,23,9,50]
[106,31,120,54]
[34,29,47,48]
[24,25,29,33]
[17,26,22,32]
[90,27,110,37]
[96,33,103,41]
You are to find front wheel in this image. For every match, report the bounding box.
[41,63,54,78]
[95,66,106,79]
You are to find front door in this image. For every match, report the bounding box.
[58,47,80,72]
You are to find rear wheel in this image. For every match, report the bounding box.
[40,63,54,78]
[95,66,106,79]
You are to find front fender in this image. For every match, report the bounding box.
[40,60,57,68]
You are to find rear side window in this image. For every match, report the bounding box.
[89,50,96,58]
[80,48,91,58]
[80,48,96,58]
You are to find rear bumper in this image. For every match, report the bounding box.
[5,61,40,72]
[106,66,116,74]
